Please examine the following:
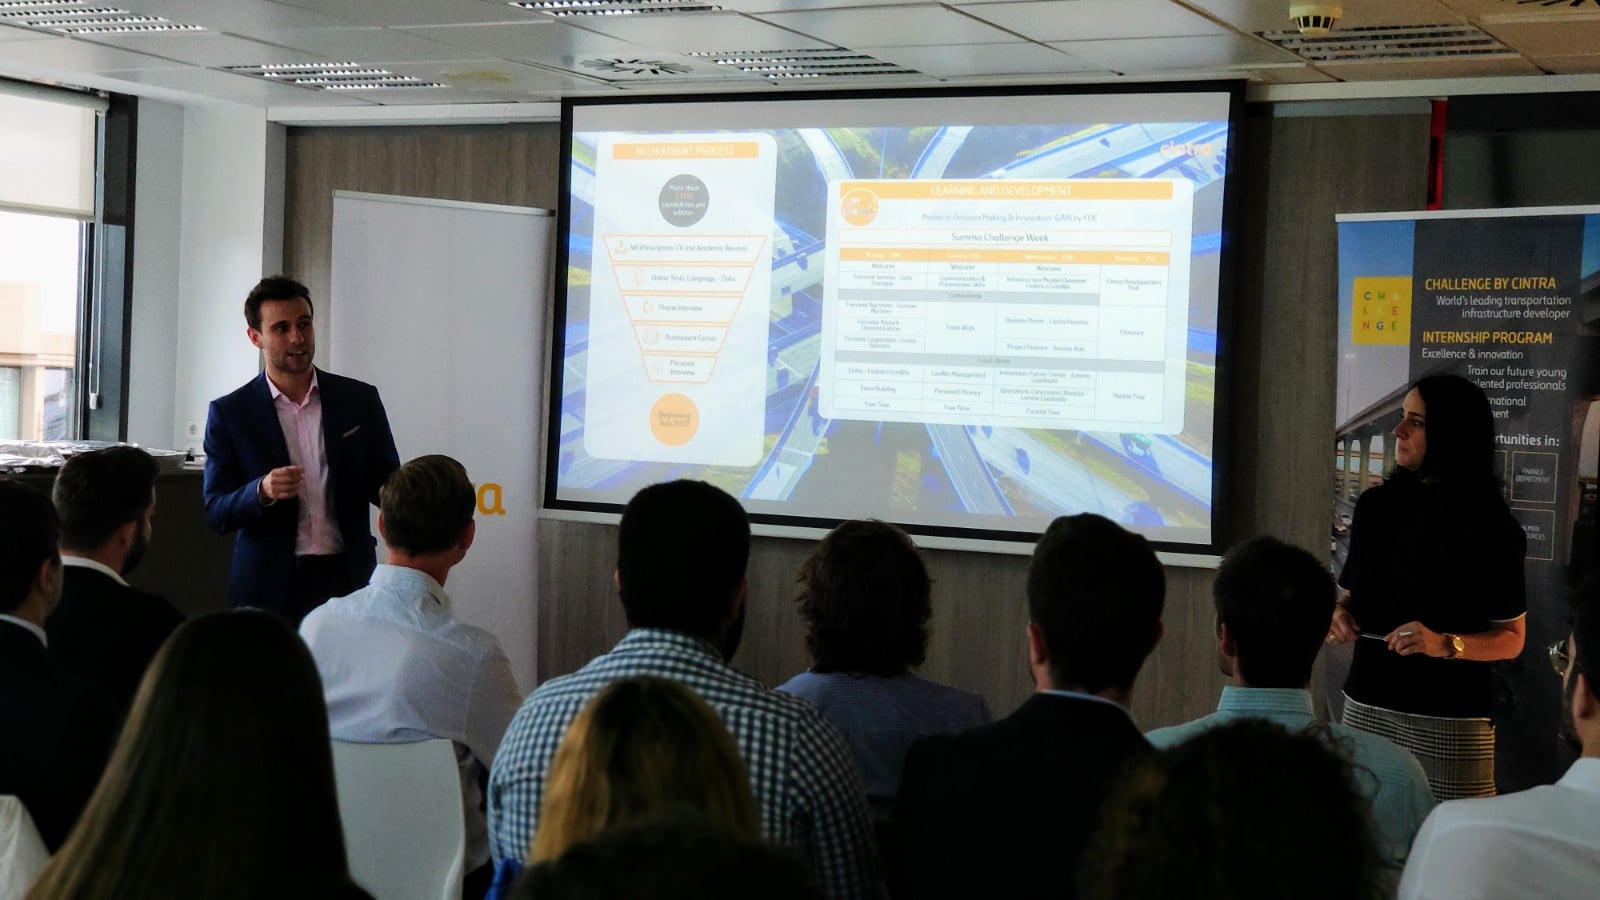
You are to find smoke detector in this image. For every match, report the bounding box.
[1290,3,1342,35]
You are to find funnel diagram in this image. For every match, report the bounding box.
[583,133,777,466]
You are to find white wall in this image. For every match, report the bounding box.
[126,98,182,451]
[166,105,284,453]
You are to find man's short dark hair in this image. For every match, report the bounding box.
[379,455,476,556]
[0,482,60,613]
[1574,574,1600,703]
[245,276,312,331]
[52,446,159,551]
[797,520,931,677]
[617,481,749,639]
[1213,536,1336,689]
[1027,514,1165,693]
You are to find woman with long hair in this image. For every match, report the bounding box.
[1328,373,1527,799]
[528,675,759,863]
[29,610,367,900]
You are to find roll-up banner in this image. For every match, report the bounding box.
[1335,206,1600,791]
[331,192,553,691]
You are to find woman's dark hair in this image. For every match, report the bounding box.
[1080,719,1385,900]
[29,611,364,900]
[796,520,931,677]
[1409,373,1499,493]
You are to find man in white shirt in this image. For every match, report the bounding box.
[1399,576,1600,899]
[300,454,521,897]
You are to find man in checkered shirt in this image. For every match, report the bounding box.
[488,480,881,899]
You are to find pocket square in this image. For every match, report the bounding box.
[342,425,360,438]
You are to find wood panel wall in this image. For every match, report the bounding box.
[281,107,1431,728]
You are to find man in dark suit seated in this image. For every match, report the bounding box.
[0,482,120,851]
[203,276,400,624]
[891,513,1166,900]
[46,446,184,711]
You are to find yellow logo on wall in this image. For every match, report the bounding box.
[1352,277,1411,345]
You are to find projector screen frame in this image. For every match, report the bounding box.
[542,80,1247,563]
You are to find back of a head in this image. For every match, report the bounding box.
[379,454,476,555]
[530,676,760,863]
[1574,574,1600,704]
[1081,719,1383,900]
[29,610,355,900]
[52,446,159,551]
[798,519,931,677]
[1411,373,1497,491]
[1214,536,1337,688]
[1027,514,1165,693]
[514,813,823,900]
[0,481,58,615]
[616,480,750,637]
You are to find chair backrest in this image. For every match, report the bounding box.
[0,795,50,900]
[331,739,465,900]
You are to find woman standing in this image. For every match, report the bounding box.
[1329,374,1527,799]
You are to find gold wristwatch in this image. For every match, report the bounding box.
[1443,633,1465,659]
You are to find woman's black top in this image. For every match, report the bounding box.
[1337,469,1526,719]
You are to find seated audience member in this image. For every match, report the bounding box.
[0,483,119,852]
[28,610,369,900]
[511,813,823,900]
[892,513,1165,900]
[1146,535,1434,869]
[531,676,759,862]
[301,454,522,897]
[489,480,878,900]
[46,446,183,710]
[778,520,991,820]
[1398,576,1600,900]
[1080,719,1386,900]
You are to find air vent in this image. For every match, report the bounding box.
[507,0,719,16]
[580,58,694,75]
[1260,24,1513,62]
[0,0,203,34]
[225,63,447,92]
[687,48,919,79]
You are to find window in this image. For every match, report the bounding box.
[0,82,107,442]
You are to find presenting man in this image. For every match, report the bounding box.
[203,275,399,623]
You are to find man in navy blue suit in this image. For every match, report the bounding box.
[203,276,400,624]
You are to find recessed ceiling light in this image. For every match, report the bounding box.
[226,62,448,91]
[0,1,204,33]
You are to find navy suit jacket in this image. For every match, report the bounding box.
[202,369,399,612]
[891,693,1152,900]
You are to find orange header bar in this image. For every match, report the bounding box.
[842,179,1174,201]
[613,141,760,160]
[840,247,1170,266]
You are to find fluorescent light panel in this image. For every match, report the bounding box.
[0,1,204,33]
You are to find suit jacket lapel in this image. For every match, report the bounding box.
[249,372,293,469]
[317,369,345,497]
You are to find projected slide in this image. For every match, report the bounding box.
[550,88,1236,550]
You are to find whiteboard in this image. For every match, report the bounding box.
[330,191,552,691]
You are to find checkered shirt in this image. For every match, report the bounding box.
[488,628,881,900]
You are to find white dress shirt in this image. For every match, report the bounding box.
[266,371,341,556]
[1399,757,1600,899]
[299,565,523,871]
[0,615,46,647]
[60,556,128,586]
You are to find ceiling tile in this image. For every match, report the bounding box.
[1316,54,1543,80]
[384,59,613,98]
[713,0,925,11]
[272,0,540,28]
[1186,0,1466,32]
[265,27,493,63]
[1477,15,1600,58]
[0,36,187,72]
[402,20,655,61]
[1049,34,1302,72]
[1533,54,1600,75]
[563,11,833,52]
[755,4,1021,48]
[956,0,1232,42]
[0,23,56,43]
[857,41,1100,77]
[130,0,363,32]
[95,65,375,103]
[76,33,331,68]
[1249,65,1337,83]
